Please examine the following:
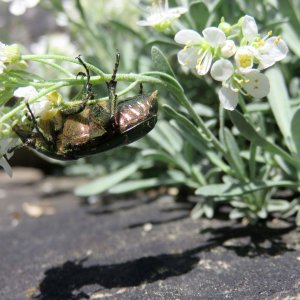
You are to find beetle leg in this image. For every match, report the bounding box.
[76,55,94,101]
[106,51,120,119]
[139,83,143,95]
[25,102,54,148]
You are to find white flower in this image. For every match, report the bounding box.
[13,86,51,118]
[255,36,289,69]
[175,27,226,75]
[30,33,78,57]
[242,70,270,98]
[137,0,187,31]
[2,0,40,16]
[220,40,236,58]
[242,15,289,69]
[0,136,19,177]
[0,42,20,72]
[210,59,234,82]
[218,86,239,111]
[242,15,258,43]
[234,46,255,73]
[0,61,5,74]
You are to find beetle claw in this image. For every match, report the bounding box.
[76,71,87,80]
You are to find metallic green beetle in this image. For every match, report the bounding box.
[13,53,158,160]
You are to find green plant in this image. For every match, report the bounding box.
[1,0,300,225]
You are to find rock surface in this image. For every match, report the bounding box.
[0,168,299,300]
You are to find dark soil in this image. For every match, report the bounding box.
[0,168,299,300]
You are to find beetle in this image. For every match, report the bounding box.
[13,53,158,160]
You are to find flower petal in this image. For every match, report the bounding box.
[242,70,270,98]
[202,27,226,47]
[174,29,202,45]
[211,59,234,81]
[168,6,188,15]
[221,40,236,58]
[177,47,199,68]
[196,50,212,75]
[242,15,258,42]
[218,86,239,110]
[14,86,38,99]
[265,37,289,62]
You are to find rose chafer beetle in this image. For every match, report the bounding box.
[13,53,158,160]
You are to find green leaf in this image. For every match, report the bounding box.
[290,107,300,161]
[228,110,296,167]
[282,23,300,58]
[223,128,246,179]
[109,177,181,194]
[74,162,140,196]
[278,0,300,32]
[267,199,290,212]
[189,1,209,31]
[195,180,298,198]
[266,67,293,151]
[151,46,176,77]
[142,149,177,165]
[164,105,231,173]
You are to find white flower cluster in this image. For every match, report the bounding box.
[0,42,20,74]
[1,0,40,16]
[137,0,187,31]
[175,15,288,110]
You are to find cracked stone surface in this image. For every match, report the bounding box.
[0,168,300,300]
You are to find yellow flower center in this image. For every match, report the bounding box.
[238,54,252,68]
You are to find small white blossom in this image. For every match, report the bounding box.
[234,46,255,73]
[2,0,40,16]
[211,59,234,82]
[13,86,51,118]
[137,0,187,31]
[242,70,270,98]
[0,137,19,177]
[255,36,289,69]
[220,40,236,58]
[218,86,239,111]
[175,27,226,75]
[242,15,258,43]
[242,15,288,70]
[0,61,5,74]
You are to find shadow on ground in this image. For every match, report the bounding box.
[35,247,202,300]
[34,223,296,300]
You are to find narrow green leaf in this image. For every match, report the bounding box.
[151,46,176,77]
[75,162,140,196]
[189,1,209,31]
[165,105,231,173]
[142,149,177,165]
[278,0,300,31]
[195,180,298,198]
[224,128,246,179]
[282,23,300,58]
[266,67,293,150]
[109,177,181,194]
[267,200,290,212]
[290,107,300,161]
[228,110,296,166]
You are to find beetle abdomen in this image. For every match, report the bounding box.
[117,91,158,133]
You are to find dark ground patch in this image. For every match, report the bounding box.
[0,168,299,300]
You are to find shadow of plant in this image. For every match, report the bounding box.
[202,223,296,257]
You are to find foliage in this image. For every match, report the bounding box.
[1,0,300,225]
